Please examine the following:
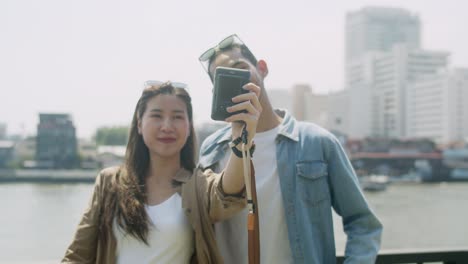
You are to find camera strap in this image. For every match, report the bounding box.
[240,128,260,264]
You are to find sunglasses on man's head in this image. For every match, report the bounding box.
[198,34,246,73]
[144,80,189,91]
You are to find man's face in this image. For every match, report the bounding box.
[208,47,264,88]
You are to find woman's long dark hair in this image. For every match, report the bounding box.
[99,82,196,244]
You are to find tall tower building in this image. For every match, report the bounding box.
[346,6,421,65]
[343,6,450,140]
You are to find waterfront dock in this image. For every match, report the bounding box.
[0,169,97,183]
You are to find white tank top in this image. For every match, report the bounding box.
[113,193,194,264]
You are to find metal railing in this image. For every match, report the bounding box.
[337,249,468,264]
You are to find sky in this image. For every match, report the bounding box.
[1,0,467,139]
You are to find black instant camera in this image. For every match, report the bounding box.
[211,67,251,121]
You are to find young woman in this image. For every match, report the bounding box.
[62,81,261,263]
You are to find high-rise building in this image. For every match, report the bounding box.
[406,68,468,143]
[269,89,293,112]
[0,140,14,168]
[308,92,329,128]
[373,45,449,138]
[338,6,465,143]
[0,123,6,139]
[36,113,79,169]
[290,84,330,127]
[346,7,421,65]
[273,84,329,127]
[327,90,350,134]
[345,7,424,139]
[291,84,311,121]
[346,44,449,138]
[451,69,468,142]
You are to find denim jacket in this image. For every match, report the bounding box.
[199,109,382,264]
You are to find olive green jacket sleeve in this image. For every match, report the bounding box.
[62,167,118,264]
[62,172,102,263]
[181,168,247,264]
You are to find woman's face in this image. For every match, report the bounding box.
[138,94,190,161]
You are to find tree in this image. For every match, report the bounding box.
[94,126,129,146]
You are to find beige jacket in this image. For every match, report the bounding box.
[62,166,246,264]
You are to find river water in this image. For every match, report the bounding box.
[1,182,467,263]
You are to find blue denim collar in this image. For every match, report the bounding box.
[217,129,232,145]
[275,109,299,142]
[216,109,299,144]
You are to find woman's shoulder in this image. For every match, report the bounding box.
[180,167,217,190]
[176,167,217,185]
[94,166,122,188]
[99,166,121,177]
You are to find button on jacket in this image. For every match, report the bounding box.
[199,110,383,264]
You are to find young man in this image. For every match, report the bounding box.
[198,34,382,264]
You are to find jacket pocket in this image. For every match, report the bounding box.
[296,161,330,206]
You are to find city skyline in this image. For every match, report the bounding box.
[1,0,467,138]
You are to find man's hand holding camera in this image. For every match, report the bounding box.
[225,83,262,150]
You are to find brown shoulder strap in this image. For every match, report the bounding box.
[248,161,260,264]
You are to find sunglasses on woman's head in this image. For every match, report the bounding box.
[144,80,189,91]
